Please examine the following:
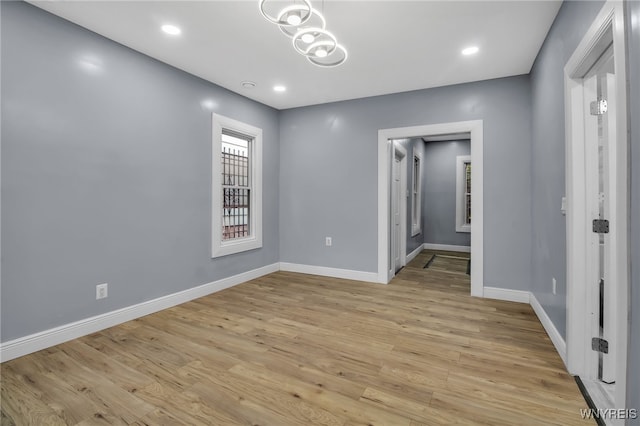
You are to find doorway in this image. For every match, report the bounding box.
[584,46,616,385]
[565,1,628,414]
[377,120,483,297]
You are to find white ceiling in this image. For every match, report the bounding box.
[30,0,562,110]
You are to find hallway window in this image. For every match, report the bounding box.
[411,151,422,236]
[212,113,263,258]
[456,155,471,233]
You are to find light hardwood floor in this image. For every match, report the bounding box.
[1,250,593,425]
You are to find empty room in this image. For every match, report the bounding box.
[1,0,639,425]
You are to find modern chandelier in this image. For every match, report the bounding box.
[258,0,348,67]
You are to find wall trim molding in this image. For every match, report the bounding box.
[483,286,530,303]
[0,263,280,363]
[406,245,423,263]
[530,292,568,367]
[279,263,379,284]
[423,243,471,253]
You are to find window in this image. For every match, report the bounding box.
[222,133,250,240]
[411,150,422,236]
[212,113,262,257]
[456,155,471,233]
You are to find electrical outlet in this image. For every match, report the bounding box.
[325,237,332,247]
[96,283,108,300]
[552,278,557,295]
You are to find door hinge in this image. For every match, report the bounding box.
[590,99,608,116]
[592,337,609,354]
[593,219,610,233]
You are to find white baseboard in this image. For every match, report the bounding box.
[483,286,531,304]
[0,259,569,374]
[406,245,423,263]
[279,262,378,283]
[423,243,471,253]
[530,292,567,367]
[0,263,280,363]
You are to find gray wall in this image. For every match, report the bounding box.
[422,140,471,247]
[529,0,605,339]
[279,75,532,290]
[0,2,280,342]
[625,0,640,421]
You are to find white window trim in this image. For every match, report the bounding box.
[411,149,422,236]
[455,155,471,233]
[211,113,262,258]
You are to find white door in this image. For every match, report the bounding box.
[391,143,407,274]
[583,48,616,384]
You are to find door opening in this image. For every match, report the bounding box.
[583,46,616,385]
[564,1,628,414]
[377,120,483,297]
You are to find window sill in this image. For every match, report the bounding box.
[456,225,471,233]
[212,236,262,258]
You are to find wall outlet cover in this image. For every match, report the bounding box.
[96,283,108,300]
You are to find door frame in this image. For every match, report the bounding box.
[392,142,408,273]
[377,120,484,297]
[564,0,628,409]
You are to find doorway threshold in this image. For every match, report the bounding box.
[576,376,615,426]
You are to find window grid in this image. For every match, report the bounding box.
[412,155,421,234]
[464,162,471,225]
[455,154,471,233]
[221,143,250,240]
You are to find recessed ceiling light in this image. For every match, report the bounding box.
[161,24,181,36]
[273,85,287,92]
[462,46,479,56]
[242,81,256,88]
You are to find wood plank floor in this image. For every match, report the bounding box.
[1,250,593,425]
